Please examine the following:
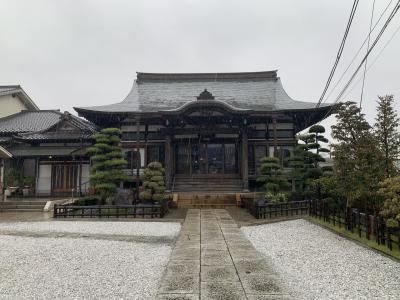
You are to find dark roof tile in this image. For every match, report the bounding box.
[75,71,331,114]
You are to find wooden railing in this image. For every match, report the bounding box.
[309,201,400,252]
[242,196,310,219]
[53,202,168,219]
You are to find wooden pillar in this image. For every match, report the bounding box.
[79,158,83,196]
[272,117,278,155]
[165,135,172,190]
[135,117,140,198]
[0,159,3,197]
[35,158,39,197]
[241,131,249,191]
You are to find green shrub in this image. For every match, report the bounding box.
[265,192,288,203]
[139,191,152,201]
[139,162,166,203]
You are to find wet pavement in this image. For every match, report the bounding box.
[156,209,290,300]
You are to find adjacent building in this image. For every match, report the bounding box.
[75,71,334,192]
[0,110,96,197]
[0,85,39,118]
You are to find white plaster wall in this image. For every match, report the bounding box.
[0,94,27,118]
[37,165,51,195]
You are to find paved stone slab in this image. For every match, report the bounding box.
[158,273,200,294]
[157,294,200,300]
[201,281,246,300]
[201,265,240,282]
[157,209,289,299]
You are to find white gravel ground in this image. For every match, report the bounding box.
[0,221,181,237]
[242,219,400,300]
[0,221,180,299]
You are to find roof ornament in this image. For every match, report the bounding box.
[61,111,72,121]
[197,89,214,100]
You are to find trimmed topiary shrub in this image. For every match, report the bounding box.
[139,162,166,203]
[88,128,129,204]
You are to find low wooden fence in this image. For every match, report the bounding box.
[242,197,310,219]
[309,201,400,252]
[53,202,168,219]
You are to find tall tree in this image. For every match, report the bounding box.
[88,128,128,204]
[374,95,400,178]
[332,101,384,212]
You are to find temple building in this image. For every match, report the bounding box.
[75,71,333,192]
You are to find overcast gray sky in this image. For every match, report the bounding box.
[1,0,399,138]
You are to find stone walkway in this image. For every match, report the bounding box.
[157,209,290,300]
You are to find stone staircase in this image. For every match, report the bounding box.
[173,176,243,193]
[0,200,47,212]
[175,193,238,209]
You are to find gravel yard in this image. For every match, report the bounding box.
[0,221,180,299]
[0,221,181,237]
[242,219,400,300]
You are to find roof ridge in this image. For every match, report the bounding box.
[0,85,21,88]
[136,70,278,83]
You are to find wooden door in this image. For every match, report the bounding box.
[51,164,78,194]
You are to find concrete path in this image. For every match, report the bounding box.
[157,209,291,300]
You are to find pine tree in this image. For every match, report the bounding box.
[374,95,400,178]
[88,128,128,204]
[288,125,332,196]
[332,101,384,212]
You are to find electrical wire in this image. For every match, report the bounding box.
[316,0,360,108]
[322,0,395,104]
[341,22,400,100]
[334,0,400,104]
[359,0,376,108]
[317,0,400,123]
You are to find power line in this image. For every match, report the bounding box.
[359,0,376,108]
[342,22,400,100]
[321,0,395,105]
[316,0,360,108]
[334,0,400,104]
[318,0,400,123]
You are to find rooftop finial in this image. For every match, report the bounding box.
[197,89,214,100]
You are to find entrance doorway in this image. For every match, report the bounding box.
[175,143,238,175]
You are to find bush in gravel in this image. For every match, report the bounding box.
[139,162,166,203]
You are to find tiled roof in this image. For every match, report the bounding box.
[0,111,61,134]
[0,110,96,136]
[75,71,332,114]
[7,146,83,157]
[17,132,94,141]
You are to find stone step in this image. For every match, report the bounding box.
[176,192,238,208]
[1,201,47,205]
[0,201,46,212]
[0,208,44,212]
[178,204,237,209]
[0,205,45,209]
